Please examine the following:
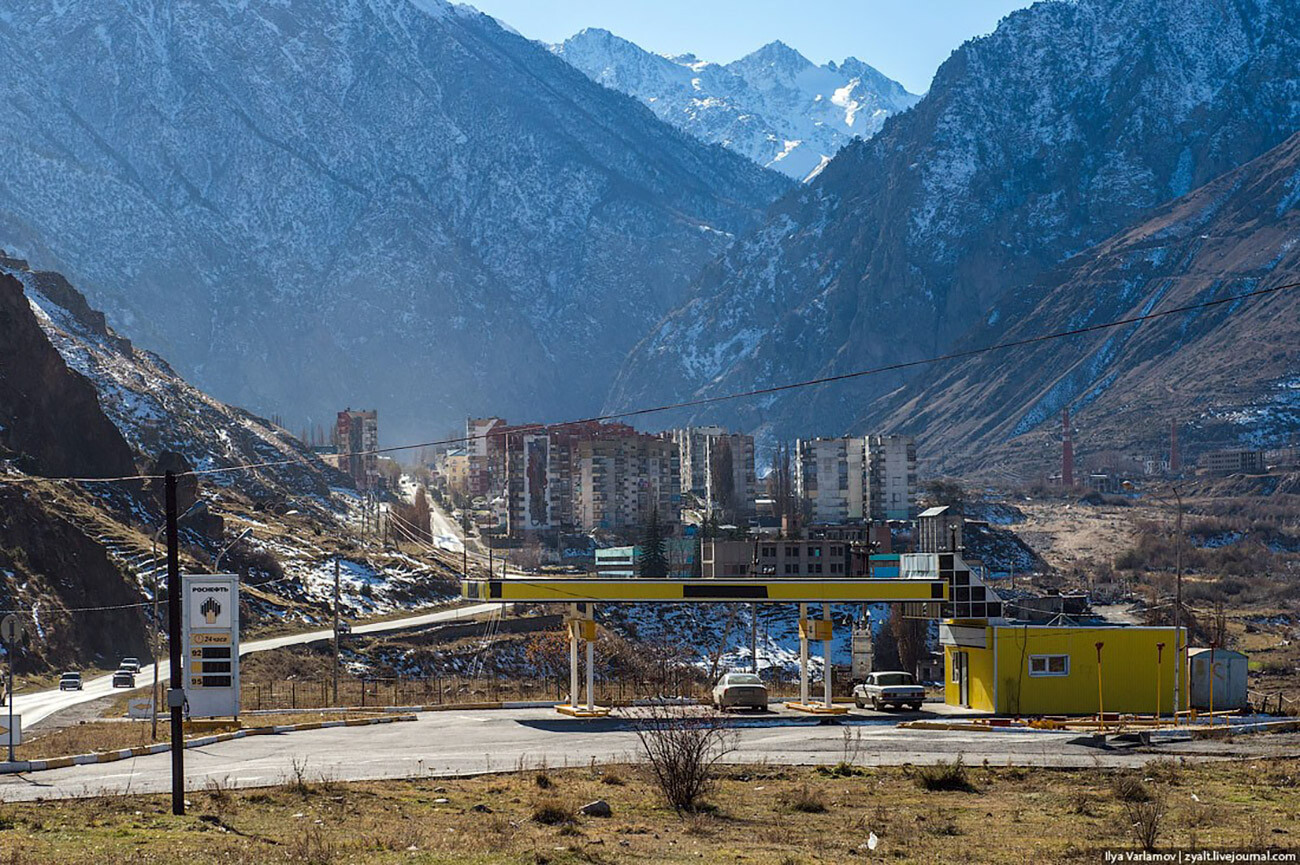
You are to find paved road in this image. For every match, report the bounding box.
[2,707,1288,802]
[13,602,510,729]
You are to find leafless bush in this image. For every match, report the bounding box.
[778,784,827,814]
[1122,791,1166,852]
[916,757,977,793]
[284,825,337,864]
[633,704,736,815]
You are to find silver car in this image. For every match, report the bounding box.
[853,671,925,711]
[711,673,768,711]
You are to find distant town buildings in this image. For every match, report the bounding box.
[794,434,917,523]
[454,417,681,537]
[335,408,379,490]
[432,416,920,541]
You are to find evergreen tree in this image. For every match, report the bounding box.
[638,506,669,578]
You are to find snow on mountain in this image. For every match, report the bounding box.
[0,0,787,447]
[554,30,919,182]
[606,0,1300,449]
[1,253,341,498]
[863,130,1300,479]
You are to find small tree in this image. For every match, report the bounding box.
[639,506,669,578]
[633,703,736,814]
[891,607,929,677]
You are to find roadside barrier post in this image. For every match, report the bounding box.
[1155,642,1165,730]
[1094,641,1105,726]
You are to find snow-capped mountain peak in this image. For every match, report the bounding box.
[554,31,919,181]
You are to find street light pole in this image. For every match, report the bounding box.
[1172,484,1184,723]
[214,528,253,573]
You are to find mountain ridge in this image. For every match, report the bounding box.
[605,0,1300,451]
[554,29,919,181]
[0,0,788,446]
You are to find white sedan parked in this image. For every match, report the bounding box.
[711,673,769,711]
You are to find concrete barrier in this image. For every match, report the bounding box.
[0,714,416,775]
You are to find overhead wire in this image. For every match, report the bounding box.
[0,276,1293,487]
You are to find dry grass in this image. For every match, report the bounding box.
[0,758,1293,863]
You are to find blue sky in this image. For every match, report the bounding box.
[465,0,1036,94]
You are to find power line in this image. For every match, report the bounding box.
[2,277,1296,487]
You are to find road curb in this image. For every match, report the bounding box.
[0,714,416,774]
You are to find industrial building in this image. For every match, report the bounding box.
[1198,448,1266,474]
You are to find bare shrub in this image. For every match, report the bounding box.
[1111,774,1151,803]
[286,756,313,796]
[1122,792,1166,852]
[778,784,827,814]
[284,825,336,864]
[916,757,977,793]
[632,704,737,815]
[532,799,575,826]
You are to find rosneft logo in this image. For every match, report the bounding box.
[200,597,222,625]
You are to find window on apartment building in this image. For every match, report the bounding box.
[830,546,843,557]
[829,562,843,574]
[785,546,799,557]
[809,563,823,574]
[810,546,822,557]
[785,563,798,575]
[761,546,776,557]
[1028,655,1069,677]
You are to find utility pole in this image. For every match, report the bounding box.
[165,471,185,816]
[333,558,341,707]
[1173,484,1184,723]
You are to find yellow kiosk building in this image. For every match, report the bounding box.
[941,621,1185,716]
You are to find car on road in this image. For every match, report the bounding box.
[335,621,352,635]
[119,657,141,674]
[59,671,83,691]
[853,671,925,711]
[711,673,768,711]
[112,669,136,688]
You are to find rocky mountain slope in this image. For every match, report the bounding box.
[1,254,341,499]
[0,0,787,446]
[606,0,1300,449]
[0,257,459,670]
[555,31,919,182]
[864,130,1300,480]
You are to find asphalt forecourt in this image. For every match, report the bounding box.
[0,714,415,774]
[0,706,1291,802]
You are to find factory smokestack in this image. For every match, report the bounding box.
[1062,407,1074,487]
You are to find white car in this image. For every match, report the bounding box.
[119,657,141,674]
[711,673,768,711]
[853,671,925,711]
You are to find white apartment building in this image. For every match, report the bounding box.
[865,434,917,520]
[794,434,917,523]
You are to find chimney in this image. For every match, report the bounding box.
[1169,419,1180,473]
[1062,407,1075,487]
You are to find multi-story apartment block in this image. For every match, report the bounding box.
[335,408,379,490]
[463,419,681,536]
[465,416,505,498]
[673,426,757,519]
[794,437,862,524]
[575,433,680,532]
[794,434,917,524]
[865,434,918,520]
